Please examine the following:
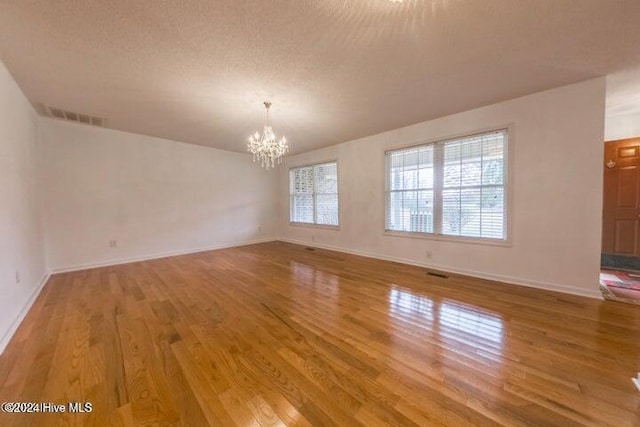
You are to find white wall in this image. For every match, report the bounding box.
[0,62,47,352]
[42,119,278,271]
[279,78,606,298]
[604,66,640,141]
[605,112,640,141]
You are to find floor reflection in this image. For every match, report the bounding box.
[290,261,339,296]
[389,287,434,322]
[288,261,341,320]
[440,300,503,346]
[388,286,504,357]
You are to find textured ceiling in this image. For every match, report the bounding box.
[1,0,640,154]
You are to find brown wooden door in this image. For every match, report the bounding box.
[602,138,640,256]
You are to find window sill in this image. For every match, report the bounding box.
[289,222,340,231]
[383,230,512,247]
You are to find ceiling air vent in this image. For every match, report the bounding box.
[39,104,105,127]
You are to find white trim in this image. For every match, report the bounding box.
[0,272,50,354]
[383,125,514,155]
[51,237,277,273]
[383,230,512,247]
[288,222,340,231]
[287,158,339,172]
[278,237,602,300]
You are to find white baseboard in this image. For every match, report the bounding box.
[51,237,278,273]
[278,238,603,300]
[0,272,50,354]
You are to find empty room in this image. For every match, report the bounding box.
[1,1,640,426]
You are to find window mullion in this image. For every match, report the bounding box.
[433,142,443,235]
[479,137,484,237]
[312,166,318,224]
[502,135,508,239]
[385,155,390,230]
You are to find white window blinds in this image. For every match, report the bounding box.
[290,162,339,226]
[386,145,434,233]
[386,129,507,241]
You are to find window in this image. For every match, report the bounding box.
[385,129,507,241]
[290,162,339,226]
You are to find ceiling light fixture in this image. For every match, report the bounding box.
[247,101,289,170]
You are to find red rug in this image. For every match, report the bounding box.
[600,269,640,304]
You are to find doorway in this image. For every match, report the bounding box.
[601,137,640,303]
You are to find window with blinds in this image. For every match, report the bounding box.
[385,129,507,241]
[290,162,339,226]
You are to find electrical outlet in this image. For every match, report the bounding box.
[258,226,262,233]
[426,250,432,259]
[15,270,21,284]
[311,235,316,242]
[109,240,117,248]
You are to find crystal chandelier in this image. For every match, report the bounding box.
[247,101,289,169]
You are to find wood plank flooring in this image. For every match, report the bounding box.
[0,241,639,426]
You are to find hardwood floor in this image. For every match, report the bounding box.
[0,241,639,426]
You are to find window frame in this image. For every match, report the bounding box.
[289,160,340,229]
[384,127,512,246]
